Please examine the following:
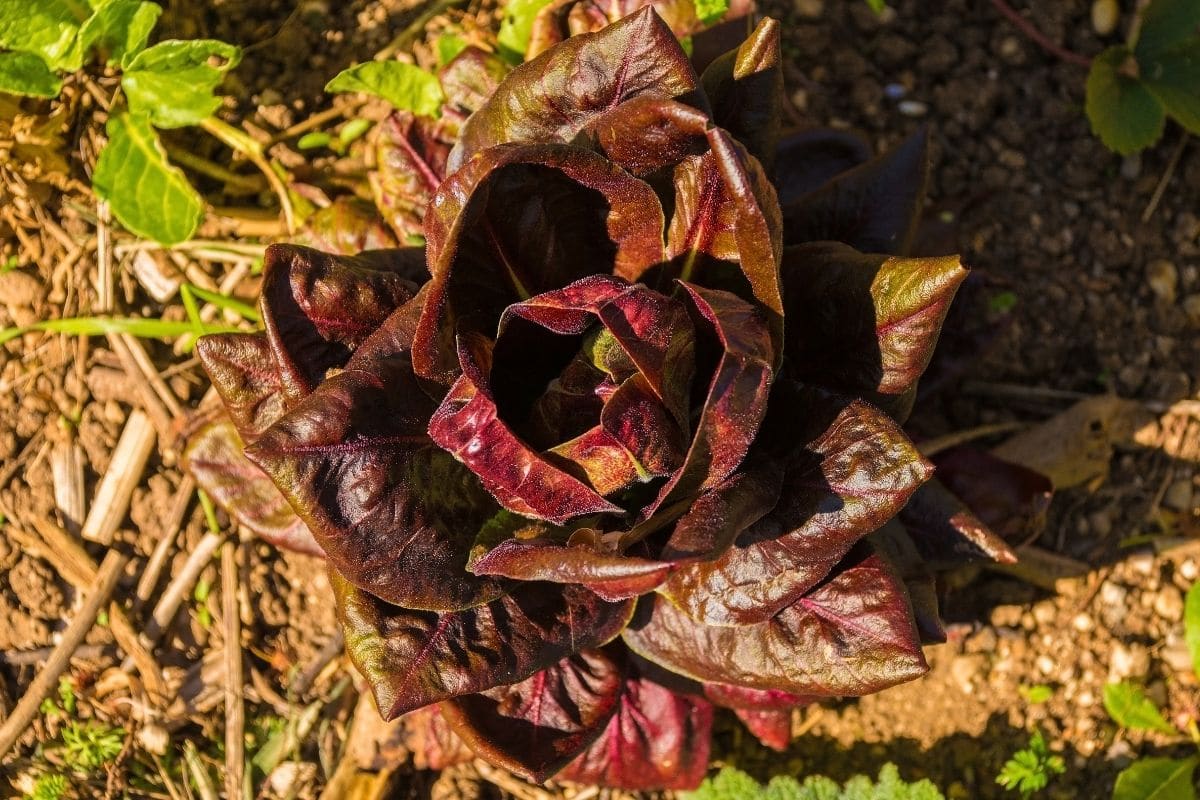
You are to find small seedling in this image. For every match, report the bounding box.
[685,763,945,800]
[61,720,126,771]
[997,729,1066,798]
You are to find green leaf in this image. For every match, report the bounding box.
[92,112,204,244]
[1186,582,1200,677]
[1134,0,1200,61]
[0,0,89,71]
[1103,682,1177,734]
[1113,756,1198,800]
[324,61,444,117]
[0,316,236,347]
[1086,46,1165,154]
[865,0,887,12]
[695,0,730,25]
[78,0,161,68]
[436,33,469,67]
[1140,39,1200,134]
[121,39,241,128]
[0,51,63,98]
[996,730,1065,798]
[496,0,554,60]
[684,764,946,800]
[1018,684,1054,704]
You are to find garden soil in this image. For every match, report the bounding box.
[1,0,1198,798]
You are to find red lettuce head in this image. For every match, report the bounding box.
[185,9,1016,790]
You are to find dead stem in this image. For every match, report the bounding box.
[221,539,246,800]
[988,0,1092,68]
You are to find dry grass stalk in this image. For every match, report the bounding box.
[221,539,246,800]
[134,475,196,609]
[146,530,224,644]
[51,438,87,535]
[82,408,157,544]
[106,334,174,441]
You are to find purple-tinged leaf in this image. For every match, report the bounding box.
[932,446,1053,546]
[195,332,284,441]
[247,300,511,611]
[369,112,454,243]
[557,675,713,790]
[660,393,931,625]
[781,128,930,254]
[734,708,792,751]
[398,704,475,771]
[700,17,782,171]
[527,0,703,60]
[899,477,1018,568]
[333,570,634,719]
[658,465,781,561]
[470,538,674,601]
[437,46,510,120]
[585,95,709,178]
[415,144,665,383]
[442,650,623,782]
[450,7,703,170]
[259,244,423,404]
[292,197,399,255]
[772,129,871,206]
[428,333,624,523]
[867,521,946,645]
[182,419,324,556]
[702,681,813,711]
[625,549,928,697]
[665,129,784,318]
[781,241,968,416]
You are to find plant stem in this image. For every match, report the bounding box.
[200,117,296,233]
[988,0,1092,68]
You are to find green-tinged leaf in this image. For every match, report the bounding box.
[1140,39,1200,134]
[1113,756,1198,800]
[497,0,555,60]
[121,39,241,128]
[1086,46,1165,155]
[866,0,886,12]
[0,316,235,347]
[0,51,62,98]
[93,112,204,244]
[436,33,469,67]
[1134,0,1200,61]
[78,0,160,67]
[695,0,729,24]
[1103,682,1177,734]
[0,0,87,71]
[1186,582,1200,676]
[996,730,1064,797]
[325,61,445,117]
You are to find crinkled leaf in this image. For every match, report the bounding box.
[1103,682,1176,734]
[700,17,782,171]
[443,650,623,782]
[781,128,929,254]
[93,112,203,245]
[772,129,870,207]
[1113,756,1198,800]
[557,675,713,790]
[526,0,703,60]
[658,466,781,561]
[399,704,474,771]
[471,539,674,601]
[1140,39,1200,135]
[183,419,323,556]
[1134,0,1200,61]
[781,242,967,415]
[585,94,709,178]
[258,244,422,404]
[0,52,62,98]
[334,571,633,718]
[0,0,85,71]
[368,111,454,243]
[1086,46,1165,155]
[438,46,510,118]
[451,7,703,170]
[660,393,931,625]
[898,477,1017,568]
[325,61,445,118]
[195,333,285,441]
[293,196,398,255]
[122,39,241,128]
[428,333,623,523]
[867,521,946,645]
[415,143,665,382]
[248,304,511,611]
[703,682,812,711]
[626,548,928,697]
[931,446,1053,545]
[78,0,161,68]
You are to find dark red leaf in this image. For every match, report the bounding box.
[438,46,510,119]
[369,112,454,243]
[527,0,702,60]
[932,446,1053,546]
[700,17,782,171]
[399,704,475,771]
[702,681,813,711]
[195,332,284,441]
[733,708,792,751]
[293,197,399,254]
[442,650,624,782]
[557,675,713,790]
[899,477,1019,568]
[772,128,871,206]
[585,95,709,178]
[333,571,633,719]
[470,538,673,601]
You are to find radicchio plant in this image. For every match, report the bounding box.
[185,9,1019,790]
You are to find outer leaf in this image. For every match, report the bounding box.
[1134,0,1200,61]
[325,61,445,118]
[772,129,870,207]
[437,46,510,118]
[625,549,929,697]
[526,0,703,60]
[898,477,1017,568]
[1103,682,1177,734]
[195,333,284,441]
[77,0,161,68]
[1113,756,1198,800]
[470,539,674,601]
[0,52,63,98]
[248,304,510,612]
[333,571,633,719]
[733,708,792,751]
[867,522,947,645]
[258,244,422,404]
[1140,39,1200,134]
[930,446,1053,545]
[781,242,967,414]
[93,112,203,245]
[415,143,665,382]
[0,0,84,71]
[398,705,474,771]
[658,466,781,561]
[700,17,782,171]
[780,128,929,254]
[182,419,323,556]
[1185,582,1200,677]
[584,95,709,177]
[293,196,398,255]
[557,675,713,790]
[1086,46,1165,155]
[442,650,623,782]
[660,394,931,625]
[368,111,454,243]
[451,7,703,170]
[122,39,242,128]
[703,682,810,752]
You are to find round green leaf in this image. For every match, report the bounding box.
[0,51,63,98]
[1086,46,1166,155]
[0,0,86,71]
[122,39,242,128]
[324,61,445,118]
[1140,39,1200,135]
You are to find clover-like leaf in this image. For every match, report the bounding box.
[700,17,782,171]
[442,649,624,782]
[93,112,204,245]
[122,39,242,128]
[326,61,445,118]
[1086,46,1166,156]
[0,52,62,98]
[1139,39,1200,135]
[334,572,633,719]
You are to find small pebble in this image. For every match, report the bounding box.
[1033,600,1057,625]
[1154,586,1185,622]
[1164,478,1194,512]
[1182,294,1200,328]
[1109,642,1150,681]
[884,82,907,100]
[1180,559,1198,582]
[1092,0,1120,35]
[1036,655,1056,675]
[1127,551,1156,578]
[898,99,928,117]
[1147,259,1179,304]
[1121,153,1142,180]
[1072,612,1095,632]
